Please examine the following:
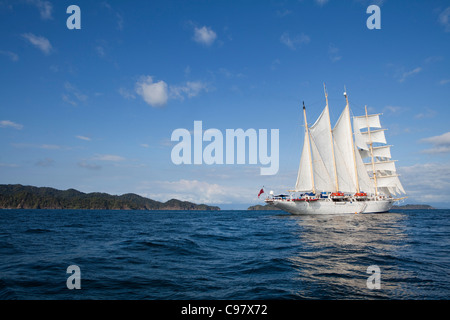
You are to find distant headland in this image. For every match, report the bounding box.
[0,184,220,211]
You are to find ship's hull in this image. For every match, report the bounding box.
[265,198,394,215]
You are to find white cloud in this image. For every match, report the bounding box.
[139,179,256,205]
[270,58,281,71]
[62,82,88,106]
[0,162,19,168]
[398,67,422,83]
[184,65,191,76]
[116,13,124,31]
[328,43,341,62]
[95,45,105,57]
[22,33,52,55]
[439,79,450,85]
[170,81,210,100]
[64,82,88,103]
[11,143,65,150]
[354,0,385,6]
[102,2,124,31]
[383,105,408,114]
[135,76,168,107]
[276,9,293,17]
[193,26,217,46]
[78,161,101,170]
[35,158,54,167]
[0,50,19,62]
[398,163,450,205]
[420,132,450,146]
[40,144,62,150]
[438,7,450,32]
[27,0,53,20]
[420,132,450,154]
[0,120,23,130]
[62,94,77,106]
[315,0,328,6]
[280,32,310,50]
[76,135,91,141]
[134,76,209,106]
[415,108,437,119]
[218,68,245,79]
[92,154,125,161]
[424,55,443,64]
[118,87,136,99]
[422,146,450,154]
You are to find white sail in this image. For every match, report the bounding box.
[393,181,406,195]
[378,187,393,196]
[295,127,313,192]
[353,114,382,130]
[364,160,397,173]
[353,118,369,151]
[373,174,405,195]
[356,111,402,196]
[373,145,392,159]
[332,105,358,193]
[310,135,334,192]
[360,129,387,144]
[355,145,375,194]
[333,141,356,192]
[360,145,392,159]
[309,105,337,191]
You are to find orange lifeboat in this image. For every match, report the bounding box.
[354,192,367,200]
[330,192,345,199]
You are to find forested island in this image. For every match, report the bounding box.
[0,184,220,211]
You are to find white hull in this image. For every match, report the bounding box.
[265,198,394,215]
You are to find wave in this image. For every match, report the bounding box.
[24,228,52,234]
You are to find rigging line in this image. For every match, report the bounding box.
[287,103,307,170]
[326,97,348,126]
[306,99,324,107]
[304,99,327,120]
[348,98,372,115]
[328,95,367,118]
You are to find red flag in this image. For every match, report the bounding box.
[258,188,264,198]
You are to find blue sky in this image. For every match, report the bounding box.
[0,0,449,209]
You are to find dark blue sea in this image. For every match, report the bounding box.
[0,209,449,300]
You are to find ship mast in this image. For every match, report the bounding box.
[365,105,378,196]
[303,101,316,194]
[344,87,360,193]
[324,83,339,193]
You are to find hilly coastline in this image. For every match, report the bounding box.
[0,184,220,211]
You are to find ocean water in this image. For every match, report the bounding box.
[0,209,449,300]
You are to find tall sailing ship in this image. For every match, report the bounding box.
[265,85,406,215]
